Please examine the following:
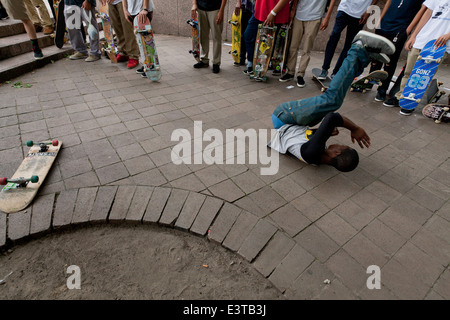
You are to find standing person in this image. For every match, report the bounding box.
[385,0,450,115]
[1,0,44,59]
[242,0,291,76]
[316,0,378,81]
[100,0,140,69]
[191,0,228,74]
[122,0,155,77]
[0,1,9,19]
[24,0,54,34]
[233,0,255,67]
[65,0,101,62]
[369,0,425,102]
[279,0,336,87]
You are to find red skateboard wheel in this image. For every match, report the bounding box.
[0,177,7,185]
[52,140,59,146]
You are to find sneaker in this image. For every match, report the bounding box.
[375,90,386,102]
[69,51,88,60]
[127,58,139,69]
[85,54,100,62]
[369,53,390,64]
[297,76,306,88]
[353,30,395,56]
[117,54,129,62]
[141,72,147,78]
[243,68,253,76]
[233,62,240,67]
[383,97,399,108]
[317,69,328,80]
[43,26,54,34]
[279,73,294,82]
[272,69,281,76]
[330,73,336,80]
[193,61,209,68]
[34,50,44,60]
[400,108,414,116]
[212,64,220,73]
[136,66,145,74]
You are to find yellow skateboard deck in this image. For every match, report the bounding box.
[228,11,242,64]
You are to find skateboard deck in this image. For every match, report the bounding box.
[54,0,68,48]
[350,70,388,93]
[312,68,331,92]
[399,39,446,111]
[271,23,290,75]
[134,16,161,82]
[98,3,118,63]
[187,17,200,62]
[228,11,242,64]
[422,104,449,124]
[0,140,62,214]
[252,24,277,82]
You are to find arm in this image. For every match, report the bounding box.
[360,0,379,25]
[320,0,337,31]
[191,0,198,19]
[234,0,241,16]
[341,115,371,149]
[435,32,450,49]
[216,0,228,24]
[138,0,152,24]
[289,0,299,23]
[406,4,427,36]
[405,6,432,50]
[264,0,290,26]
[375,0,391,29]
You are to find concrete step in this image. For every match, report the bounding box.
[0,19,25,38]
[0,32,55,60]
[0,43,73,82]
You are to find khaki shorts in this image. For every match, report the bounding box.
[2,0,30,21]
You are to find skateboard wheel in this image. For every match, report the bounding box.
[321,88,325,92]
[0,177,7,185]
[363,90,367,94]
[364,79,369,84]
[52,140,59,146]
[30,175,39,183]
[444,107,450,112]
[416,99,421,103]
[435,120,441,124]
[350,88,354,92]
[417,55,422,61]
[399,95,404,99]
[26,140,34,147]
[436,58,441,63]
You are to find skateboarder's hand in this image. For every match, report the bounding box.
[359,12,370,25]
[350,127,370,149]
[234,3,241,16]
[138,10,148,24]
[216,10,224,24]
[81,0,91,11]
[191,4,198,20]
[331,127,339,136]
[405,36,416,51]
[320,17,330,31]
[264,13,275,27]
[435,33,450,49]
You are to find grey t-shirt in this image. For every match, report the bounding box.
[268,124,313,163]
[296,0,328,21]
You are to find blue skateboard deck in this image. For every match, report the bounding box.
[399,39,446,111]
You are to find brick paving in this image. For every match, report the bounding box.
[0,34,449,299]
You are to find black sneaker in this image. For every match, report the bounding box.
[297,76,306,88]
[243,68,253,76]
[34,50,44,60]
[136,67,144,74]
[383,97,399,108]
[141,72,147,78]
[233,62,240,67]
[212,64,220,73]
[399,108,414,116]
[375,90,386,102]
[279,73,294,82]
[317,69,328,80]
[272,69,281,76]
[193,61,209,68]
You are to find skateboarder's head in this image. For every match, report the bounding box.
[323,144,359,172]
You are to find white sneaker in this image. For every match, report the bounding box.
[353,30,395,56]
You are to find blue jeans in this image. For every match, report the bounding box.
[273,43,370,128]
[322,11,363,75]
[244,14,262,67]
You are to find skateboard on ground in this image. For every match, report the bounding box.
[422,104,450,124]
[399,39,446,111]
[0,140,62,214]
[228,10,242,64]
[350,70,388,93]
[98,3,118,63]
[54,0,68,48]
[187,16,200,62]
[134,16,161,82]
[312,67,331,92]
[271,23,291,76]
[251,24,277,82]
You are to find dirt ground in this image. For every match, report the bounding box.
[0,224,285,300]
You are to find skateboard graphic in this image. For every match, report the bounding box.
[252,24,277,82]
[228,10,242,64]
[0,140,62,214]
[350,70,388,93]
[54,0,68,48]
[134,16,161,82]
[271,23,291,75]
[312,67,331,92]
[422,104,450,124]
[187,17,200,62]
[98,3,117,63]
[399,39,446,111]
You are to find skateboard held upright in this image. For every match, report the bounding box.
[187,16,200,62]
[0,140,62,214]
[228,10,242,64]
[252,24,277,82]
[134,16,161,82]
[399,39,446,111]
[54,0,68,48]
[98,2,118,63]
[350,70,388,93]
[312,68,331,92]
[271,23,291,75]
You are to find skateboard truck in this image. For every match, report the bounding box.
[418,55,442,64]
[0,175,39,188]
[228,20,238,26]
[436,107,449,124]
[26,140,59,152]
[400,93,421,104]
